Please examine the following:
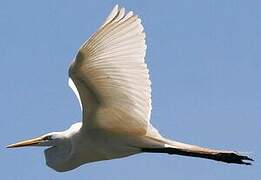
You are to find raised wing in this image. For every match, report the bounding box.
[69,5,151,135]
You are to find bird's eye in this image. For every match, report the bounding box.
[43,135,53,141]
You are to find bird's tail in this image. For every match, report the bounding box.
[141,137,253,165]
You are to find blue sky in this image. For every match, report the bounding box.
[1,0,260,179]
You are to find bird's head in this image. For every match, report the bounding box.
[6,132,65,148]
[6,131,74,172]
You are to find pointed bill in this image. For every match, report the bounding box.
[6,137,44,148]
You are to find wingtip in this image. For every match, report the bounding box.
[113,4,119,11]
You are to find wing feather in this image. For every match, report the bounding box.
[69,5,151,135]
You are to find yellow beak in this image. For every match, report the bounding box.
[6,137,44,148]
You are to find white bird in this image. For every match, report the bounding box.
[7,5,253,172]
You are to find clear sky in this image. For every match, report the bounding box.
[1,0,260,179]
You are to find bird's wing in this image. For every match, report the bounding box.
[69,5,151,135]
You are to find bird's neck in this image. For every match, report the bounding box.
[44,138,73,172]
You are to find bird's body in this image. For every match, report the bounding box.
[43,122,157,171]
[44,123,140,172]
[7,5,253,172]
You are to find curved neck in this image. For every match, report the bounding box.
[44,139,72,172]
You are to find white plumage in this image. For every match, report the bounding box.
[69,5,152,135]
[7,5,253,172]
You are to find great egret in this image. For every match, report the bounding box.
[7,5,253,172]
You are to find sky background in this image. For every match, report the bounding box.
[1,0,260,179]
